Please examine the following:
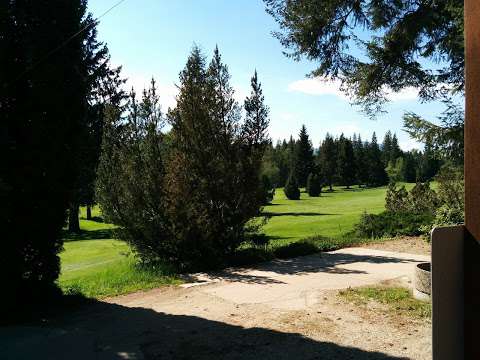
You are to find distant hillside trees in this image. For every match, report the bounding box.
[261,127,442,192]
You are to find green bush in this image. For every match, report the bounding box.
[355,211,434,239]
[385,183,409,213]
[306,173,322,197]
[284,172,300,200]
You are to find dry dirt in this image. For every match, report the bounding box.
[360,236,431,256]
[2,247,431,360]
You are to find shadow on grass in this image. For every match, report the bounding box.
[62,228,115,241]
[1,298,407,360]
[79,216,105,223]
[263,212,336,217]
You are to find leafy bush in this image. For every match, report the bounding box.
[306,173,322,197]
[284,172,300,200]
[355,211,434,238]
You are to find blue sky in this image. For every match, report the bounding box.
[88,0,448,150]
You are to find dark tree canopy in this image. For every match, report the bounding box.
[1,0,87,309]
[265,0,464,114]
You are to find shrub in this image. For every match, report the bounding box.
[409,182,438,215]
[385,182,409,213]
[284,172,300,200]
[306,173,322,197]
[355,211,434,238]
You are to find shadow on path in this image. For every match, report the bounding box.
[192,251,423,285]
[1,300,408,360]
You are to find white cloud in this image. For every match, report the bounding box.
[288,77,349,100]
[288,77,419,102]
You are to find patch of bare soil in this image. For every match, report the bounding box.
[360,236,430,256]
[103,283,431,359]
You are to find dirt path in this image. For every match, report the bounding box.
[360,236,431,256]
[1,248,431,360]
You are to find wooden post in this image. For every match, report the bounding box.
[465,0,480,241]
[464,1,480,358]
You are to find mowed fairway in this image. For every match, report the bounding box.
[59,185,412,298]
[59,208,181,298]
[264,186,388,246]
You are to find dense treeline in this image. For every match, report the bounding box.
[262,126,442,193]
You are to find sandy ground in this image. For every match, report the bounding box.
[1,247,431,360]
[360,236,431,256]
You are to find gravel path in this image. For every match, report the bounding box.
[1,247,431,360]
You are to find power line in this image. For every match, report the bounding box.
[11,0,128,84]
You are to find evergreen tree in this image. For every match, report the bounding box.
[402,151,419,183]
[96,82,171,263]
[165,47,269,269]
[367,133,388,187]
[336,135,356,188]
[417,142,441,181]
[318,133,336,191]
[1,0,87,309]
[284,171,301,200]
[68,13,126,231]
[353,134,368,187]
[390,133,402,162]
[294,125,314,187]
[307,173,322,197]
[382,131,393,166]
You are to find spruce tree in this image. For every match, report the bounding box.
[382,131,393,166]
[1,0,86,308]
[166,47,269,269]
[367,133,389,187]
[390,133,402,162]
[336,135,356,188]
[68,13,126,232]
[96,81,171,263]
[353,134,368,187]
[294,125,314,187]
[284,171,301,200]
[318,133,336,191]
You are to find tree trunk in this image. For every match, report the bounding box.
[68,203,80,233]
[329,183,333,191]
[86,204,92,220]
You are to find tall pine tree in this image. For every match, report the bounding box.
[318,133,336,191]
[336,135,356,188]
[293,125,314,187]
[367,133,388,187]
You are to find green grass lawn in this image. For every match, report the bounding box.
[59,184,415,298]
[263,184,414,247]
[59,206,181,298]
